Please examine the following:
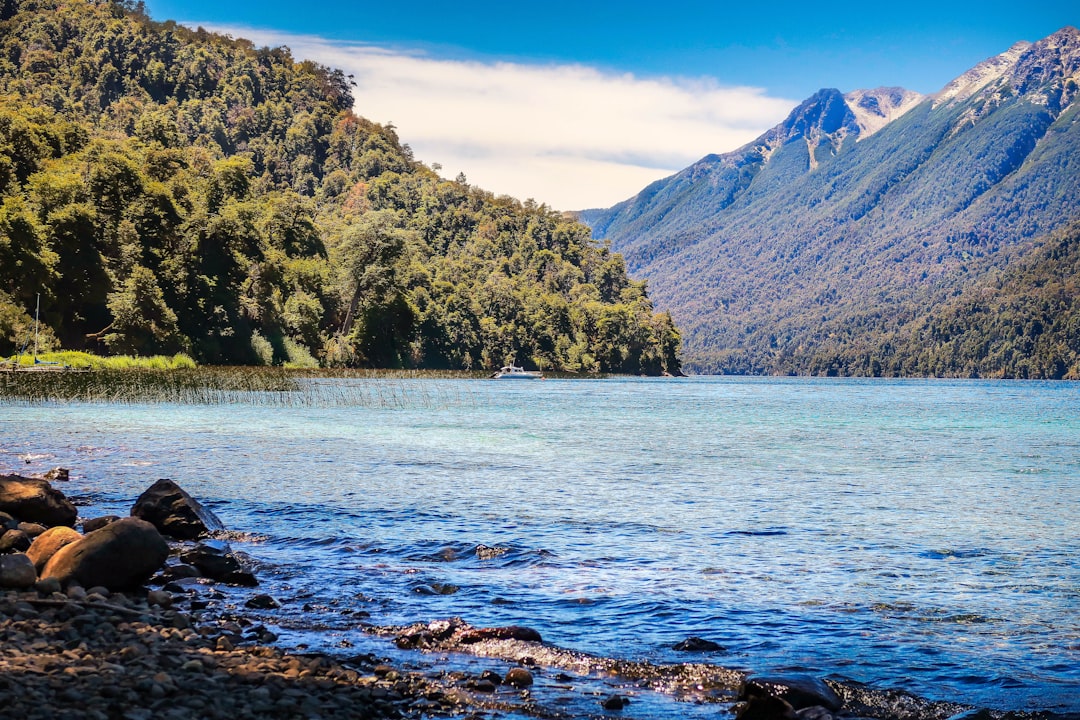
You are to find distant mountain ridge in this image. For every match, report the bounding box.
[578,26,1080,377]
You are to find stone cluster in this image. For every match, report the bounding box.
[0,585,467,720]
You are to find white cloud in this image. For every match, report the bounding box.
[203,25,797,210]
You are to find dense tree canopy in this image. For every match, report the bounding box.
[0,0,680,374]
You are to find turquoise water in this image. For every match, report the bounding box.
[2,377,1078,712]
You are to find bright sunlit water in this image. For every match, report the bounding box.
[2,376,1078,712]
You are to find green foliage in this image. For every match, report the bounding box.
[0,0,680,374]
[4,349,196,370]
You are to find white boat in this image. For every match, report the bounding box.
[491,364,543,380]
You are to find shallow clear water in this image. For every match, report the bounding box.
[2,376,1078,712]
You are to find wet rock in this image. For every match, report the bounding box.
[42,467,70,481]
[0,474,78,527]
[456,625,543,644]
[26,525,83,571]
[601,694,630,710]
[395,618,466,649]
[503,667,533,687]
[0,528,31,552]
[475,544,509,560]
[737,694,798,720]
[159,562,201,581]
[83,515,121,533]
[41,517,169,590]
[180,540,257,586]
[673,636,724,652]
[413,582,459,596]
[245,593,281,609]
[740,674,843,712]
[130,479,224,540]
[796,707,835,720]
[0,553,37,588]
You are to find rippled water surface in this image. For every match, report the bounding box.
[2,377,1078,711]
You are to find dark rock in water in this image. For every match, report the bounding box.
[130,479,224,540]
[475,544,510,560]
[82,515,121,533]
[245,593,281,609]
[0,529,31,552]
[180,540,257,586]
[40,517,168,590]
[158,561,201,581]
[395,618,466,649]
[601,694,630,710]
[0,553,37,588]
[457,625,543,644]
[26,526,82,571]
[42,467,69,482]
[741,674,843,712]
[0,474,78,527]
[673,636,724,652]
[413,582,459,596]
[737,694,797,720]
[796,707,835,720]
[503,667,533,687]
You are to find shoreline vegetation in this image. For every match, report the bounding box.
[0,364,622,405]
[0,474,1062,720]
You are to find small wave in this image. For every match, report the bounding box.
[724,528,789,537]
[919,547,992,560]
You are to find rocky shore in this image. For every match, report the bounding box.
[2,472,1075,720]
[0,585,458,720]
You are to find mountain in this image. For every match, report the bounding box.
[0,0,680,374]
[579,27,1080,378]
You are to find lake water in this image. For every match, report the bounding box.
[2,376,1078,712]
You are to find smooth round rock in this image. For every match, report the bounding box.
[42,517,169,591]
[27,525,83,571]
[503,668,533,688]
[0,553,37,588]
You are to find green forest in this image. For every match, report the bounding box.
[0,0,681,374]
[689,221,1080,379]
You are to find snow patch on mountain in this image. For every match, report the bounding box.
[844,87,925,138]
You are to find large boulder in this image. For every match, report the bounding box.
[739,674,843,712]
[130,479,223,539]
[41,517,169,591]
[0,474,77,527]
[0,553,37,588]
[26,526,83,571]
[179,540,257,586]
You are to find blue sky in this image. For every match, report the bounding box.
[142,0,1078,209]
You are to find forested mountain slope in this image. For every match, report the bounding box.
[580,28,1080,377]
[0,0,680,373]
